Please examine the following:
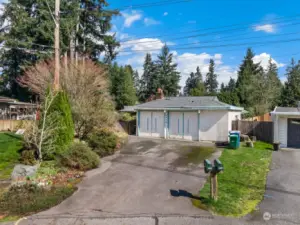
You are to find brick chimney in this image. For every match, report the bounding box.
[156,88,164,99]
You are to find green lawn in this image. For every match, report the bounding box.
[193,141,272,217]
[0,132,23,180]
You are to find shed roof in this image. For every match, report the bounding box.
[135,96,244,111]
[274,107,299,113]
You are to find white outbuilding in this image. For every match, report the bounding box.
[272,106,300,148]
[135,96,244,142]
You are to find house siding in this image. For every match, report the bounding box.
[199,110,229,142]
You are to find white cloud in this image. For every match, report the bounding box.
[118,37,236,90]
[163,12,168,16]
[122,10,142,28]
[174,52,236,88]
[119,38,164,53]
[253,24,276,33]
[144,17,160,26]
[253,53,285,70]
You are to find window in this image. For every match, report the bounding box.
[155,118,157,132]
[178,118,180,134]
[187,119,190,134]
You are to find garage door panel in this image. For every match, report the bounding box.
[184,112,198,141]
[169,112,183,139]
[288,118,300,148]
[151,112,164,137]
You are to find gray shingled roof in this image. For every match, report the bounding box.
[274,107,299,113]
[135,96,243,111]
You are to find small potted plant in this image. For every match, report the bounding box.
[273,142,280,151]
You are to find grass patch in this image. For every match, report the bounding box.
[0,184,76,216]
[0,132,23,180]
[173,145,216,167]
[193,141,272,217]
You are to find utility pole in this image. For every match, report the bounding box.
[53,0,60,90]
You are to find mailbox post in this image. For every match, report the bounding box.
[203,159,224,200]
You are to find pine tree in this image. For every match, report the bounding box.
[155,45,180,96]
[205,59,218,95]
[184,66,205,96]
[236,48,262,110]
[265,59,282,108]
[183,72,194,96]
[110,64,137,109]
[133,70,140,95]
[217,77,239,106]
[139,53,156,102]
[0,0,119,100]
[195,66,203,82]
[281,59,300,107]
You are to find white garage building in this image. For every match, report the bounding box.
[136,96,244,142]
[272,106,300,148]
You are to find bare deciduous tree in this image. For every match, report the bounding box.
[18,59,116,139]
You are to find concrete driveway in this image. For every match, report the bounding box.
[37,136,220,218]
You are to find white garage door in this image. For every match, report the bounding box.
[169,112,198,141]
[184,112,199,141]
[139,111,164,138]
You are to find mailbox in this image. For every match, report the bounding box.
[214,159,224,173]
[204,159,212,173]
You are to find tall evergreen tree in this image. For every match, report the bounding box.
[155,45,180,96]
[218,77,239,106]
[280,59,300,107]
[132,70,140,95]
[205,59,218,95]
[139,53,156,102]
[236,48,262,110]
[110,63,137,109]
[183,67,205,96]
[265,59,282,108]
[0,0,119,100]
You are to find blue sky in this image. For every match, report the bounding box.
[108,0,300,88]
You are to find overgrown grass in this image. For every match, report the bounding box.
[173,145,216,167]
[192,141,272,217]
[0,132,23,180]
[0,184,76,216]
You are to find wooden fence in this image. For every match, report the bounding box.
[0,120,33,131]
[232,120,274,143]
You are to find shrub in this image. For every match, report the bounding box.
[87,129,117,157]
[0,183,76,215]
[20,150,37,165]
[59,142,100,171]
[120,112,135,121]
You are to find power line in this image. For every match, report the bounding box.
[117,37,300,53]
[119,14,300,44]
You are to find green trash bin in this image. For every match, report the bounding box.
[229,135,239,149]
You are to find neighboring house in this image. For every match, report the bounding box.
[0,96,37,120]
[271,105,300,148]
[245,112,271,122]
[135,96,244,142]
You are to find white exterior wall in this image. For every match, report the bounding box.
[200,110,229,142]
